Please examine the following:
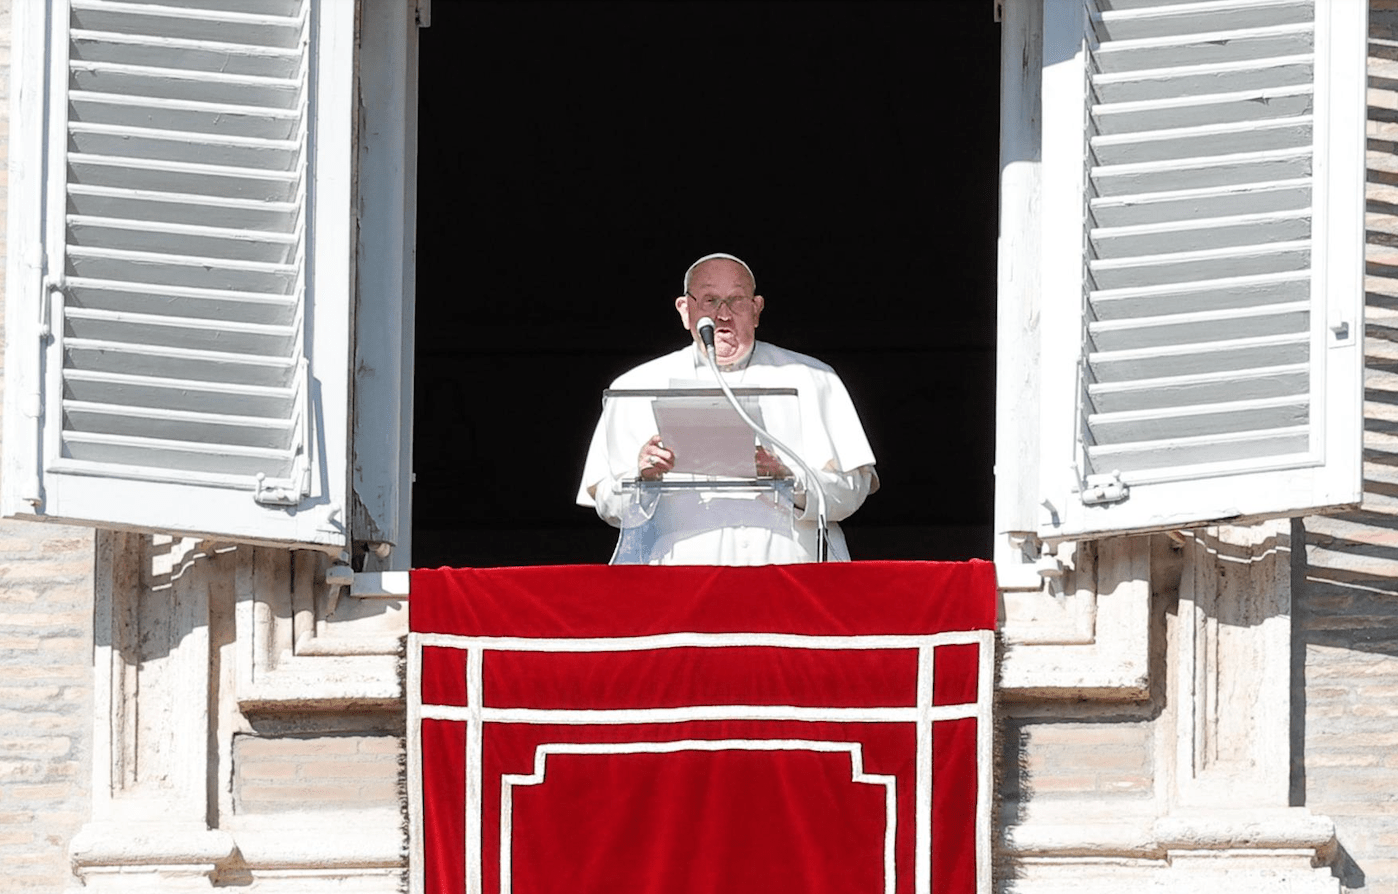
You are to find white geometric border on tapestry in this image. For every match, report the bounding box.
[407,630,995,894]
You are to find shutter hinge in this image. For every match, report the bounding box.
[23,277,65,508]
[253,473,301,506]
[40,274,62,339]
[1081,470,1129,506]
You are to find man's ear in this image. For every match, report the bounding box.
[675,294,690,329]
[753,294,765,326]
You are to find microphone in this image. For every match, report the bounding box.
[696,316,716,352]
[695,328,830,562]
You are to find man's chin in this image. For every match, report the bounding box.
[715,341,752,365]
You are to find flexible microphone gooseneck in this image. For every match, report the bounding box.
[694,317,828,562]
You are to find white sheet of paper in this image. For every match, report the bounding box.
[653,390,762,477]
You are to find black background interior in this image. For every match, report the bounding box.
[412,0,1001,567]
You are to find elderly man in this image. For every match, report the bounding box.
[577,253,879,564]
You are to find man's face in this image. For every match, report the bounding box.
[674,259,765,364]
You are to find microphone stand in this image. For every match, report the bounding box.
[697,320,828,562]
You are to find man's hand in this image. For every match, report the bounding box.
[638,435,675,480]
[755,445,792,479]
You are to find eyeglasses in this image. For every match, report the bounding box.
[686,292,756,315]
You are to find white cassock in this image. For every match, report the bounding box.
[576,341,879,565]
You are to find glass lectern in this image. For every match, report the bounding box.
[600,387,803,565]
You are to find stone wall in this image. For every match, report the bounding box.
[232,732,402,815]
[0,0,98,890]
[0,522,93,891]
[1294,3,1398,890]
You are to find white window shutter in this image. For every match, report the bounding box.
[1035,0,1366,541]
[3,0,355,550]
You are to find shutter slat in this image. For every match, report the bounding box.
[1090,270,1309,318]
[1088,394,1309,443]
[65,339,296,388]
[65,307,297,356]
[71,60,302,91]
[64,369,294,417]
[1087,301,1308,352]
[1092,147,1311,195]
[45,458,267,489]
[69,154,299,201]
[65,244,299,271]
[1087,332,1309,381]
[1087,363,1310,413]
[69,214,299,245]
[69,185,299,231]
[1092,55,1313,103]
[70,2,304,49]
[67,249,298,293]
[69,121,300,151]
[71,29,302,78]
[71,66,302,110]
[1089,179,1310,227]
[1092,23,1312,72]
[66,281,296,326]
[69,92,298,140]
[1092,87,1312,134]
[1084,426,1311,474]
[64,401,294,449]
[70,126,298,169]
[63,432,293,477]
[1092,1,1314,43]
[65,278,296,324]
[62,431,292,459]
[68,150,302,181]
[1091,209,1312,257]
[72,0,304,25]
[81,0,305,16]
[1091,116,1312,165]
[1088,240,1310,289]
[68,216,299,264]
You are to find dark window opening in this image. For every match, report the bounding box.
[413,0,1000,567]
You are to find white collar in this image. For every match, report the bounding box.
[690,341,758,373]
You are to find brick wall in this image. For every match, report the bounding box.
[0,1,97,890]
[1002,719,1155,806]
[0,524,93,891]
[233,733,402,815]
[1294,3,1398,890]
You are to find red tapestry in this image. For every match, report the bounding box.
[408,561,996,894]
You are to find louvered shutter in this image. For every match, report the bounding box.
[3,0,355,549]
[1035,0,1365,541]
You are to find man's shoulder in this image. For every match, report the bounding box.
[755,342,837,376]
[608,346,691,388]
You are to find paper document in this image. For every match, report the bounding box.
[653,391,762,477]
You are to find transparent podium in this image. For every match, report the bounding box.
[601,387,805,565]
